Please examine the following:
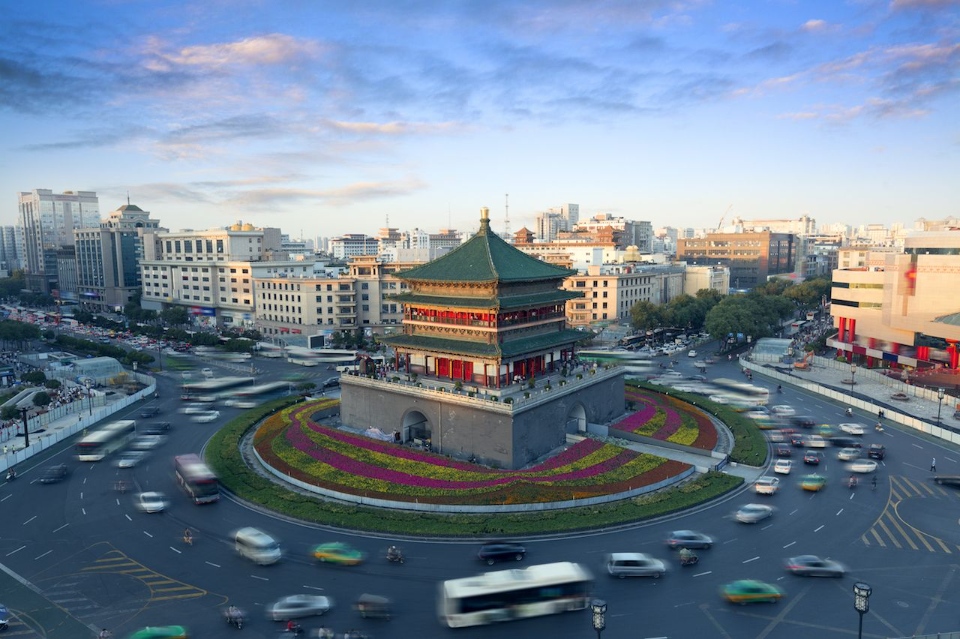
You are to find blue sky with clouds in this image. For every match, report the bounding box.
[2,0,957,240]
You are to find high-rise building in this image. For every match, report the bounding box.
[75,202,160,312]
[18,189,99,292]
[0,226,21,273]
[677,230,797,291]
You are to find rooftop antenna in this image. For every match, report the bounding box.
[126,191,130,206]
[504,193,511,239]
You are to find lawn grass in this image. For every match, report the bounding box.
[206,397,743,536]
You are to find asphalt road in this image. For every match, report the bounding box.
[2,349,960,638]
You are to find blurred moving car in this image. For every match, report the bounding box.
[666,530,714,549]
[135,491,167,513]
[839,423,865,436]
[605,553,666,578]
[721,580,783,604]
[804,435,827,449]
[224,398,258,409]
[771,405,796,418]
[39,464,69,484]
[846,459,879,474]
[127,626,188,639]
[139,405,161,418]
[785,555,845,577]
[837,447,860,461]
[773,459,793,475]
[190,411,221,423]
[265,594,333,620]
[801,474,827,492]
[0,602,8,630]
[143,422,171,435]
[735,504,774,523]
[753,477,780,495]
[116,450,149,468]
[130,434,166,451]
[234,527,283,565]
[311,542,366,565]
[354,593,391,619]
[477,542,527,565]
[181,404,209,415]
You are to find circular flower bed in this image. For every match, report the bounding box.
[253,401,691,506]
[614,387,719,451]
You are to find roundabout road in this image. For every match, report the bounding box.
[2,356,960,638]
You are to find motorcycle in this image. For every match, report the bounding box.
[875,422,884,432]
[386,548,404,564]
[679,551,699,566]
[848,476,858,489]
[845,408,853,417]
[5,469,15,481]
[224,608,244,629]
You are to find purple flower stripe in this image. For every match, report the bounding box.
[611,402,657,432]
[285,426,641,488]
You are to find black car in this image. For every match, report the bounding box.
[867,444,886,460]
[477,542,526,565]
[775,445,792,457]
[321,377,341,389]
[789,415,818,428]
[39,464,69,484]
[143,422,171,435]
[139,405,161,418]
[829,436,861,449]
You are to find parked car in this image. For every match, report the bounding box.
[265,594,332,620]
[785,555,845,577]
[478,542,527,565]
[735,503,774,523]
[665,530,713,549]
[721,579,783,604]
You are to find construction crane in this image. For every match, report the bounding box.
[717,204,733,231]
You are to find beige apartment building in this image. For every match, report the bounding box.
[829,232,960,371]
[563,263,685,328]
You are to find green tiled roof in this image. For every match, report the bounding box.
[396,212,576,284]
[381,329,587,359]
[390,289,584,310]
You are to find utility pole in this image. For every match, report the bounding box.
[19,407,30,447]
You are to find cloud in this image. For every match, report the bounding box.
[326,120,461,135]
[891,0,960,9]
[143,33,327,72]
[801,19,830,33]
[223,179,427,209]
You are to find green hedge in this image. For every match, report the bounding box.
[629,381,768,467]
[205,399,743,536]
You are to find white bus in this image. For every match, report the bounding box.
[75,420,138,461]
[438,562,593,628]
[174,454,220,504]
[709,378,771,408]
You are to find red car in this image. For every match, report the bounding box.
[803,450,821,465]
[775,445,792,457]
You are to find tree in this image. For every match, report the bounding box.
[32,391,51,408]
[44,379,62,390]
[161,306,190,327]
[22,370,46,384]
[629,301,667,332]
[0,405,18,420]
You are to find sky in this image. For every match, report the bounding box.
[1,0,958,242]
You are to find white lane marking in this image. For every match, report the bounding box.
[743,556,760,563]
[693,571,712,577]
[1,494,10,501]
[170,547,182,554]
[783,541,796,548]
[80,492,83,500]
[53,523,69,533]
[143,531,153,538]
[913,443,924,449]
[946,457,957,464]
[81,508,86,515]
[116,499,120,506]
[6,545,26,556]
[23,515,37,525]
[251,575,269,581]
[35,549,52,560]
[761,524,773,530]
[790,509,798,515]
[303,585,325,590]
[125,514,132,521]
[837,509,844,515]
[814,525,824,532]
[205,561,220,568]
[723,538,738,544]
[83,477,87,485]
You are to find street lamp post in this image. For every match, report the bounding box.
[853,582,872,639]
[86,380,93,415]
[591,599,607,639]
[937,388,946,425]
[850,364,857,386]
[19,406,30,448]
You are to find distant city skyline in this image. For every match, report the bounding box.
[2,1,957,239]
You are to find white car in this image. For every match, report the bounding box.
[116,450,149,468]
[129,434,166,451]
[804,434,827,449]
[773,459,793,475]
[225,398,258,409]
[135,491,167,513]
[837,447,861,461]
[754,477,780,495]
[847,459,879,474]
[201,367,215,378]
[839,423,865,436]
[191,410,221,423]
[687,350,698,358]
[771,405,796,418]
[736,503,774,523]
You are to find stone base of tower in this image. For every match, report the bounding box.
[339,368,625,470]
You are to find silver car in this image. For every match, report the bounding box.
[605,553,667,578]
[265,594,333,620]
[736,503,774,524]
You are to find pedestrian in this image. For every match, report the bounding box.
[931,458,937,472]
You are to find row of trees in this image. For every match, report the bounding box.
[628,277,832,348]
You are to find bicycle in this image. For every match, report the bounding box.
[183,530,193,546]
